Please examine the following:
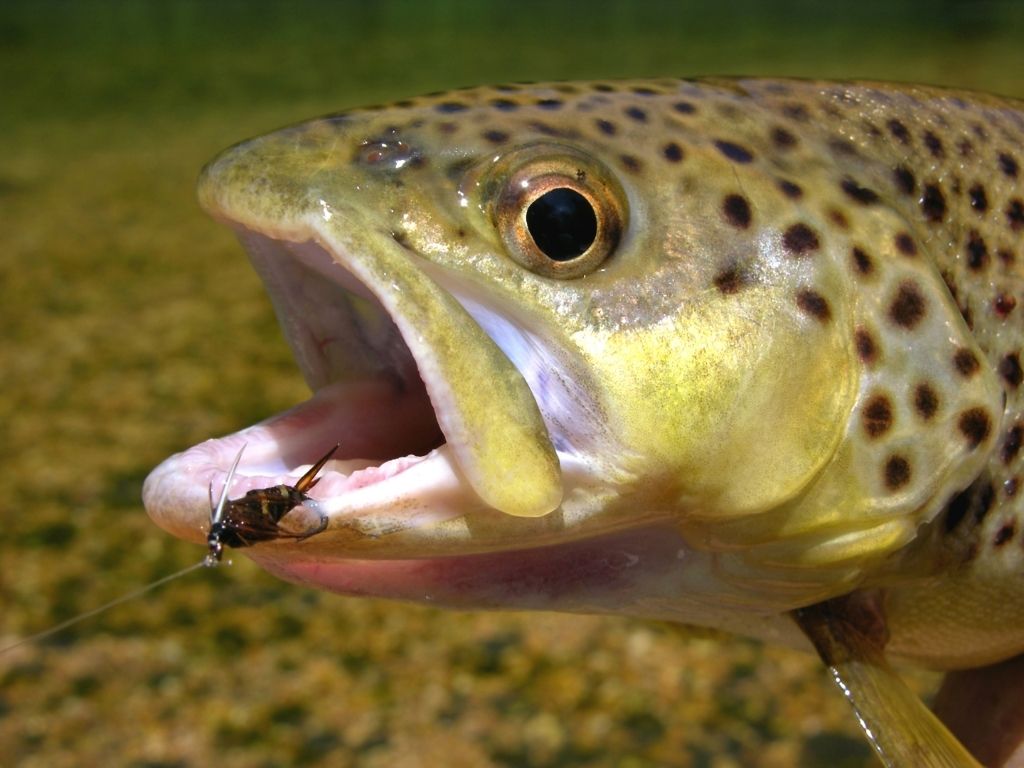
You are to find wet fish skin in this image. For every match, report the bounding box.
[157,78,1024,671]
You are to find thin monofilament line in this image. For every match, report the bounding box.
[0,557,227,656]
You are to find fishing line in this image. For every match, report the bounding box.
[0,557,228,657]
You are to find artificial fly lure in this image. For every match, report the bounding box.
[0,443,338,655]
[206,443,337,562]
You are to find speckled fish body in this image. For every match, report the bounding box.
[144,79,1024,671]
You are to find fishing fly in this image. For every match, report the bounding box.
[1,443,337,655]
[206,443,338,562]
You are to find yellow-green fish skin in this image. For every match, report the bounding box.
[151,78,1023,671]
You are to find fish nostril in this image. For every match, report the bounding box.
[357,138,419,169]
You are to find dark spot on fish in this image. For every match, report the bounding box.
[999,152,1019,178]
[855,327,878,364]
[841,177,880,205]
[437,121,459,135]
[490,98,519,112]
[714,265,749,295]
[662,142,685,163]
[1005,477,1019,497]
[969,184,989,213]
[1003,423,1024,464]
[771,127,797,149]
[995,293,1017,317]
[783,223,819,255]
[959,408,992,448]
[888,119,911,144]
[673,101,697,114]
[885,455,911,490]
[828,209,849,229]
[954,348,981,377]
[593,84,616,93]
[851,247,874,275]
[863,394,894,438]
[536,98,563,110]
[894,232,917,256]
[999,248,1016,266]
[620,154,642,173]
[922,131,945,157]
[958,138,974,156]
[625,106,647,122]
[966,230,989,270]
[921,183,947,222]
[914,382,939,420]
[596,119,617,136]
[944,486,973,532]
[1007,199,1024,231]
[893,166,916,196]
[975,483,996,525]
[777,180,803,199]
[783,103,810,122]
[436,102,469,114]
[888,282,926,329]
[722,194,751,229]
[715,140,754,164]
[828,138,858,157]
[483,129,509,144]
[796,288,831,321]
[1000,353,1023,388]
[994,522,1016,546]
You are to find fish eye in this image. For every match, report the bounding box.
[526,187,597,261]
[493,151,627,279]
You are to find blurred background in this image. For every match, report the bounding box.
[2,1,1023,766]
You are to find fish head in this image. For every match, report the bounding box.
[144,81,1002,627]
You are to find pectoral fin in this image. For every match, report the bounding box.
[793,594,981,768]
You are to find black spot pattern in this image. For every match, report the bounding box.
[914,383,939,420]
[999,353,1023,388]
[1003,423,1024,464]
[777,180,803,199]
[722,194,752,229]
[958,408,992,448]
[1008,199,1024,231]
[662,142,684,163]
[625,106,647,122]
[893,166,916,195]
[921,183,947,222]
[714,140,754,164]
[966,230,989,271]
[771,127,797,149]
[855,328,878,364]
[714,265,748,295]
[595,119,617,136]
[885,456,912,490]
[796,289,831,321]
[969,184,989,212]
[923,131,945,158]
[852,247,874,275]
[954,348,981,377]
[782,223,820,255]
[889,282,927,328]
[894,233,917,256]
[998,152,1019,178]
[887,119,911,144]
[863,394,894,438]
[841,177,880,205]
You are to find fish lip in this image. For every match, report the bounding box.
[143,213,579,557]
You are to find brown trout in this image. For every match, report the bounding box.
[143,79,1024,765]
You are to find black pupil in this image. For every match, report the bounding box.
[525,187,597,261]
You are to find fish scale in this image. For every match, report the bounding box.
[149,77,1024,766]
